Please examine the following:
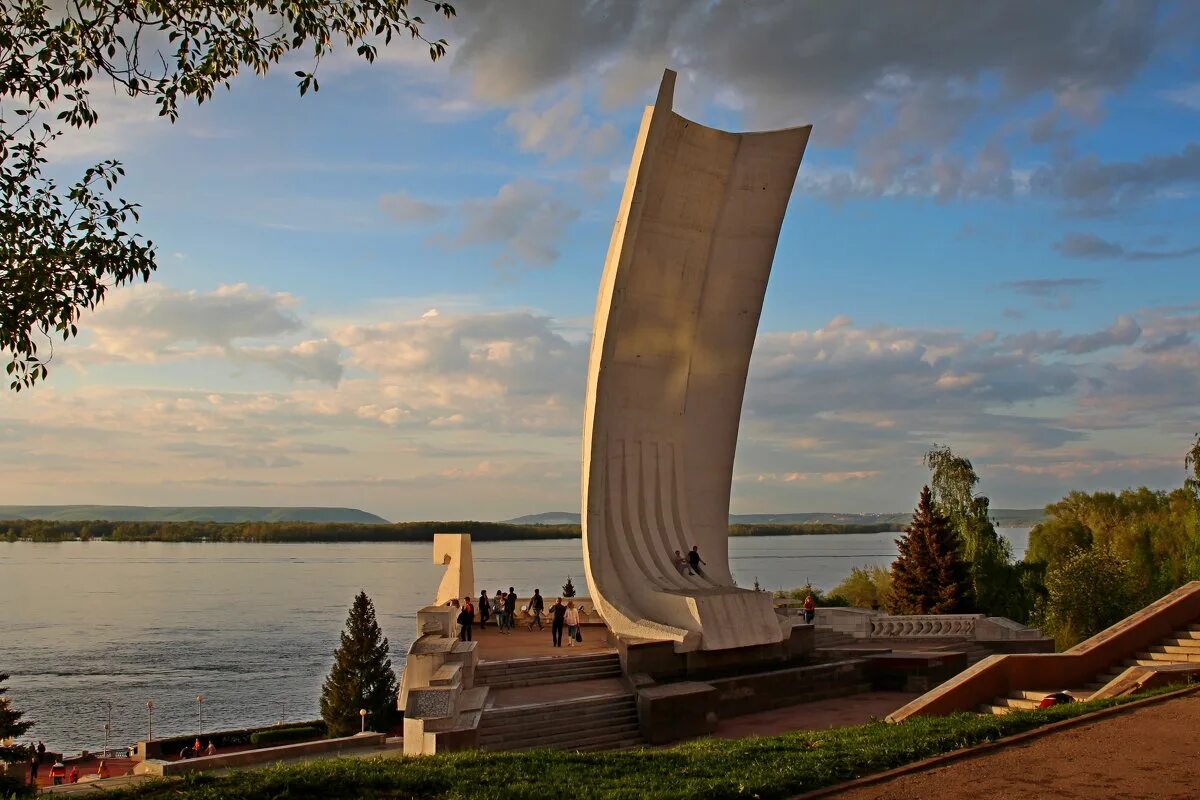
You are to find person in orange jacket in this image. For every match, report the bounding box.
[802,593,817,624]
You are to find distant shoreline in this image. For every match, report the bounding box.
[1,519,911,543]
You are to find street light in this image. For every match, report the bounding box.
[103,701,113,758]
[196,694,204,738]
[359,708,367,734]
[146,700,155,743]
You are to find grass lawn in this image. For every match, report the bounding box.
[99,691,1180,800]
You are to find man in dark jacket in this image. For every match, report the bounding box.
[528,588,545,630]
[457,598,474,641]
[549,597,567,647]
[504,586,518,630]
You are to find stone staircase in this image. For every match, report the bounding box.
[981,624,1200,714]
[477,692,642,752]
[812,627,857,650]
[474,652,623,690]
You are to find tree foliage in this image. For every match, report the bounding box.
[888,486,971,615]
[1038,546,1137,648]
[830,565,892,611]
[320,591,399,737]
[2,0,454,390]
[0,673,33,744]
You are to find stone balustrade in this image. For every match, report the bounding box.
[868,614,981,638]
[806,606,1044,643]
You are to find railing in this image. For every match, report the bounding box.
[869,615,981,638]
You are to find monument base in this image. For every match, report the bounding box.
[613,624,814,680]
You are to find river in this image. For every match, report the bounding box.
[0,529,1029,753]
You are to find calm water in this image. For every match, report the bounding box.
[1,529,1029,753]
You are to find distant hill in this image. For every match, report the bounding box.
[503,511,582,525]
[0,505,390,524]
[505,509,1045,527]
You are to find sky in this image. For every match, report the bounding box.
[3,1,1200,521]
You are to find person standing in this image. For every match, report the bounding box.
[28,753,38,787]
[564,601,580,648]
[527,589,545,630]
[549,597,567,647]
[802,593,817,625]
[504,586,518,631]
[688,546,706,576]
[49,761,66,786]
[492,590,506,634]
[36,741,46,763]
[673,550,693,575]
[457,597,474,641]
[96,760,110,779]
[478,589,490,630]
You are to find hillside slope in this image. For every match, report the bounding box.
[0,505,390,524]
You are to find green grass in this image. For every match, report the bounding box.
[100,690,1185,800]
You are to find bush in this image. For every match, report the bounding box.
[830,566,892,610]
[774,582,850,607]
[1038,546,1137,649]
[248,726,321,747]
[0,772,34,798]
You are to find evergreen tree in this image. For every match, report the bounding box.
[0,673,33,742]
[320,591,399,737]
[562,576,576,597]
[888,486,971,614]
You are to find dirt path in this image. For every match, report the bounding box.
[830,693,1200,800]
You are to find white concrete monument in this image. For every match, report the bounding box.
[582,69,811,652]
[432,533,474,607]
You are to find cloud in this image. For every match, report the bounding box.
[1162,81,1200,111]
[78,283,343,384]
[1006,315,1142,355]
[379,192,443,223]
[443,0,1185,211]
[505,89,620,161]
[1053,232,1200,261]
[1032,143,1200,214]
[384,180,579,268]
[1002,277,1102,309]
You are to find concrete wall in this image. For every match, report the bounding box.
[135,733,386,776]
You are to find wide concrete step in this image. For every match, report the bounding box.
[1151,644,1200,657]
[477,653,618,672]
[477,666,623,689]
[479,706,637,738]
[998,695,1041,710]
[481,727,642,753]
[480,721,640,750]
[1136,650,1194,663]
[479,694,635,724]
[1162,637,1200,649]
[981,703,1013,715]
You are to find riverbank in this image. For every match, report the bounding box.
[1,520,903,543]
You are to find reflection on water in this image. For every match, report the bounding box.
[0,529,1028,752]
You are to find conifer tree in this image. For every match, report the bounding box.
[0,673,33,742]
[320,591,399,737]
[888,486,971,614]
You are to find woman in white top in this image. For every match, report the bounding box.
[564,601,580,647]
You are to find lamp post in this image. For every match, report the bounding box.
[359,708,366,734]
[146,700,155,743]
[103,700,112,757]
[196,694,204,738]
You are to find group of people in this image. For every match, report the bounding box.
[452,588,584,647]
[673,545,707,577]
[180,737,217,759]
[27,740,116,787]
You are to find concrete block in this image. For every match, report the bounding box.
[637,682,718,745]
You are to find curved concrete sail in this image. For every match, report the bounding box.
[582,69,811,652]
